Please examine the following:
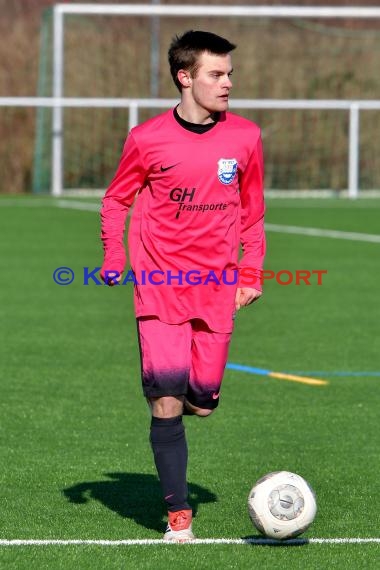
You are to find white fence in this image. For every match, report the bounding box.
[1,96,380,197]
[2,5,380,196]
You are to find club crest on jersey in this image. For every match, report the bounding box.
[217,158,238,185]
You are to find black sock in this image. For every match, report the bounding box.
[150,415,190,512]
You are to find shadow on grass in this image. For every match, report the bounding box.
[63,472,217,533]
[241,535,309,547]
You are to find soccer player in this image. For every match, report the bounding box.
[100,30,265,542]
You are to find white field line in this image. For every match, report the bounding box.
[1,199,380,243]
[53,202,380,243]
[267,202,380,209]
[56,199,100,212]
[0,199,100,211]
[0,198,54,207]
[0,538,379,546]
[265,223,380,243]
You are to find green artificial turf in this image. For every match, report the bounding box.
[0,196,379,568]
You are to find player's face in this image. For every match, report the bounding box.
[190,52,233,114]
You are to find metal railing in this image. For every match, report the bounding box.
[1,96,380,197]
[3,6,380,196]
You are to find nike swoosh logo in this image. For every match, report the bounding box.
[160,163,179,172]
[212,392,220,400]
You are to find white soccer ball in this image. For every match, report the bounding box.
[248,471,317,540]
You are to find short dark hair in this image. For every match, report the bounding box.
[168,30,236,92]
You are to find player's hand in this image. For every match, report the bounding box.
[100,270,122,287]
[107,274,122,287]
[235,287,262,310]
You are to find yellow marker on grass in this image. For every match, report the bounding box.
[226,363,328,386]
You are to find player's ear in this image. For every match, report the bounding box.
[177,69,192,89]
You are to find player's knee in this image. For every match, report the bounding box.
[150,395,184,418]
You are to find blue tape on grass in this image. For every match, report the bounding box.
[226,363,271,376]
[226,363,380,378]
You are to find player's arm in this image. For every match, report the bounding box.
[100,132,146,285]
[236,132,266,309]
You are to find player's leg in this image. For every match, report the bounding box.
[184,399,213,416]
[185,319,232,416]
[137,317,194,541]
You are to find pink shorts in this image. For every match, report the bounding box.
[137,317,232,409]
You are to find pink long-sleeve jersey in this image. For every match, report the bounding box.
[100,108,265,333]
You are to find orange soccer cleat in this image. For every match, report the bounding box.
[163,509,195,543]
